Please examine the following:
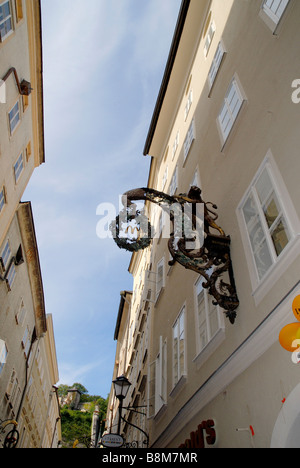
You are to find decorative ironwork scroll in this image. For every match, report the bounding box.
[110,186,239,324]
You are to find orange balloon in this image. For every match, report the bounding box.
[279,323,300,352]
[292,295,300,322]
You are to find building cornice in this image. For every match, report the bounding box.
[17,202,47,337]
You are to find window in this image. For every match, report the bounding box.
[0,339,8,375]
[184,118,195,162]
[0,186,6,213]
[173,306,185,386]
[6,262,16,289]
[172,131,179,160]
[208,41,226,91]
[262,0,289,25]
[156,338,167,412]
[156,258,164,301]
[162,166,168,191]
[22,327,31,357]
[0,1,13,41]
[184,89,193,121]
[240,162,292,281]
[218,78,244,144]
[1,240,11,270]
[6,369,21,409]
[148,337,167,417]
[169,166,178,196]
[9,101,20,134]
[204,21,216,57]
[14,152,24,182]
[195,276,224,355]
[0,240,16,289]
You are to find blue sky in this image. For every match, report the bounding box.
[24,0,182,398]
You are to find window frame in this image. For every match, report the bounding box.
[1,239,11,270]
[208,40,226,94]
[0,186,6,213]
[204,20,216,57]
[172,305,186,388]
[0,0,14,42]
[148,337,167,418]
[217,77,245,146]
[8,100,20,134]
[194,275,225,366]
[172,131,179,160]
[261,0,290,30]
[155,258,165,303]
[169,166,178,196]
[237,151,300,304]
[14,152,24,183]
[184,89,193,121]
[183,118,195,163]
[0,339,8,375]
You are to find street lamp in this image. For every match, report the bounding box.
[113,375,131,435]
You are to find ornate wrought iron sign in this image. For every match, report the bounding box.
[111,186,239,324]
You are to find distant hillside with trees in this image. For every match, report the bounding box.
[58,383,108,448]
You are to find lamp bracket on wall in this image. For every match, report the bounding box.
[110,186,239,324]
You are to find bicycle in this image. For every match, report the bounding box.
[0,418,19,449]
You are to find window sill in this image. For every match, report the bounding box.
[170,374,187,399]
[193,327,225,369]
[153,403,167,422]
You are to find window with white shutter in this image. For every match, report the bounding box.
[9,101,20,134]
[0,187,6,213]
[173,306,186,387]
[208,41,226,90]
[0,339,8,375]
[172,131,179,160]
[169,166,178,196]
[204,21,216,57]
[184,118,195,162]
[184,90,193,121]
[195,275,224,353]
[0,0,13,41]
[14,153,24,183]
[262,0,289,24]
[218,78,244,144]
[156,258,164,302]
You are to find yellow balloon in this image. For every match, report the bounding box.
[279,323,300,352]
[292,295,300,322]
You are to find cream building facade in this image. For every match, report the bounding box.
[108,0,300,449]
[0,0,44,247]
[0,202,60,448]
[0,1,60,448]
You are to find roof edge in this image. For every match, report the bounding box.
[143,0,191,156]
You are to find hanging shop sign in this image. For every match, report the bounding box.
[179,420,216,449]
[101,433,124,448]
